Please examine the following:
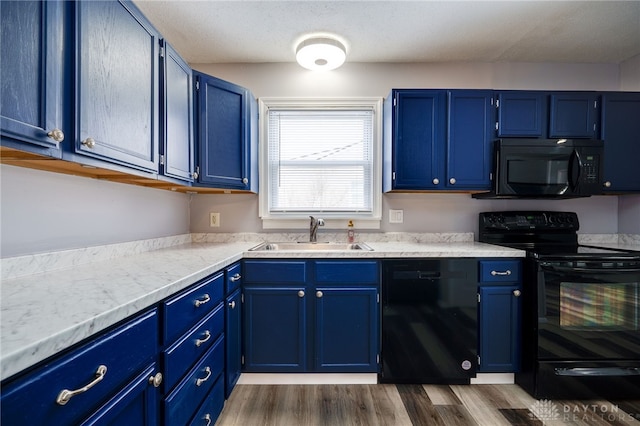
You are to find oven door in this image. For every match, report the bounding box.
[536,259,640,361]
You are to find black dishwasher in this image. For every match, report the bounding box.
[380,259,478,384]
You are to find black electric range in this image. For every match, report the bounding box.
[478,211,640,400]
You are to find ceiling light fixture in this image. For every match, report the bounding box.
[295,36,346,71]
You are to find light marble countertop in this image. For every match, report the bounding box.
[1,239,524,381]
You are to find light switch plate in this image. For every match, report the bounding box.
[389,209,404,224]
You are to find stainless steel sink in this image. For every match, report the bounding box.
[249,242,374,251]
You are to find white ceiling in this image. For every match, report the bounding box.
[133,1,640,65]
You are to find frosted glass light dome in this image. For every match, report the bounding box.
[296,37,346,71]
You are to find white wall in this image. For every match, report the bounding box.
[189,61,632,237]
[0,165,191,257]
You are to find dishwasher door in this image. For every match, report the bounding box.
[380,259,477,384]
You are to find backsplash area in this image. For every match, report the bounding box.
[3,232,638,281]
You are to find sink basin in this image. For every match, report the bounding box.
[249,242,374,251]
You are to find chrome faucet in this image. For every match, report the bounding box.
[309,216,325,242]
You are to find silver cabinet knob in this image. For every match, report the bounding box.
[316,291,323,298]
[242,177,249,185]
[47,128,64,142]
[432,178,440,185]
[298,290,305,298]
[229,300,236,309]
[81,137,96,148]
[449,177,456,185]
[513,289,521,297]
[192,171,199,179]
[604,181,612,188]
[148,372,163,388]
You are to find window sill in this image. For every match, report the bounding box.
[261,217,381,230]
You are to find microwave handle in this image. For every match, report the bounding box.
[568,149,582,190]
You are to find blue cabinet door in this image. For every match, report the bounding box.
[1,0,65,157]
[549,92,599,138]
[73,0,159,172]
[388,90,446,190]
[478,285,521,372]
[225,289,242,398]
[161,42,194,182]
[81,363,159,426]
[447,90,495,189]
[496,91,546,137]
[315,287,378,372]
[243,287,307,371]
[194,72,255,190]
[601,92,640,192]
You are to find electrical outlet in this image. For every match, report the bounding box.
[389,209,404,224]
[210,212,220,227]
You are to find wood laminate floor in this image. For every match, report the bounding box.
[215,384,640,426]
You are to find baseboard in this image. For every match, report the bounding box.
[470,373,515,384]
[237,373,378,385]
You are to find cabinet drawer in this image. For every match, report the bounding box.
[314,261,379,284]
[163,302,224,393]
[163,272,224,343]
[243,260,306,284]
[1,309,158,426]
[479,260,521,283]
[189,375,224,426]
[226,262,242,294]
[164,335,224,426]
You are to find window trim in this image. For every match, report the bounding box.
[258,97,383,230]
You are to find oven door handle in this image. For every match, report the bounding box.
[555,367,640,377]
[540,263,640,273]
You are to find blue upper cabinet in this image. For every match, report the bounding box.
[549,92,599,138]
[1,0,66,157]
[160,41,194,183]
[601,92,640,192]
[72,0,159,173]
[447,90,495,189]
[496,91,546,137]
[384,89,446,190]
[194,72,257,191]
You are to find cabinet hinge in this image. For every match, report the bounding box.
[241,293,244,303]
[241,355,245,365]
[495,122,499,131]
[392,171,396,181]
[593,123,596,131]
[490,97,494,106]
[594,100,598,109]
[477,293,481,303]
[159,155,165,165]
[477,355,481,366]
[159,46,165,58]
[377,354,380,364]
[495,99,500,108]
[377,293,380,304]
[195,80,200,91]
[393,97,397,107]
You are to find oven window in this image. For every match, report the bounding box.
[560,282,638,330]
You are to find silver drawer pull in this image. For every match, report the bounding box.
[195,330,211,347]
[491,270,512,276]
[196,366,212,386]
[56,365,107,405]
[194,294,210,307]
[230,273,241,282]
[204,414,212,426]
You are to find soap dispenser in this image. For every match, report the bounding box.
[347,220,355,243]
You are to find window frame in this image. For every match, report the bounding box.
[258,97,383,230]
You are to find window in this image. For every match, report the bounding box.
[259,98,382,229]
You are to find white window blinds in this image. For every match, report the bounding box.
[267,108,374,213]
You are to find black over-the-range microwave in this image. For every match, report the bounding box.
[474,138,604,199]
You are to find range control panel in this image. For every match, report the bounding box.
[479,211,580,232]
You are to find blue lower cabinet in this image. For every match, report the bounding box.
[163,335,224,426]
[80,363,160,426]
[478,285,521,372]
[243,286,307,371]
[315,287,379,372]
[225,288,242,398]
[189,375,225,426]
[0,309,159,426]
[242,260,381,373]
